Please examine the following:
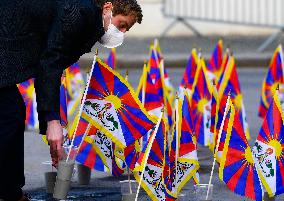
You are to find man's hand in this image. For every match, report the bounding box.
[46,120,64,168]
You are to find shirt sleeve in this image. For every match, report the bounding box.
[34,2,91,135]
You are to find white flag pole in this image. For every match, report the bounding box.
[206,93,231,200]
[66,51,98,162]
[135,109,164,201]
[175,94,179,194]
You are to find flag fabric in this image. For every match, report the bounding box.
[206,40,223,81]
[75,119,108,172]
[107,48,116,69]
[133,119,169,201]
[218,56,250,140]
[179,48,198,96]
[18,78,39,129]
[253,91,284,196]
[138,68,163,117]
[259,45,284,118]
[216,48,230,90]
[148,45,160,84]
[147,45,172,129]
[136,64,148,98]
[80,57,156,148]
[214,97,234,162]
[219,103,263,201]
[60,76,68,128]
[165,93,199,197]
[65,62,85,116]
[75,117,125,176]
[190,58,213,146]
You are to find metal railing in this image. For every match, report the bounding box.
[162,0,284,51]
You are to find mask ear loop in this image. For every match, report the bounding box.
[102,9,112,29]
[109,11,113,26]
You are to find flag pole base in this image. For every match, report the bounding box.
[44,172,57,194]
[263,192,275,201]
[53,160,75,200]
[121,194,136,201]
[77,164,91,185]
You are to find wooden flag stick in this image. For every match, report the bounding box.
[206,94,231,200]
[66,52,98,162]
[135,110,164,201]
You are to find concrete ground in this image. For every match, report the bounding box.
[24,67,284,200]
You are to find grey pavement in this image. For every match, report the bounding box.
[79,35,284,70]
[24,67,284,200]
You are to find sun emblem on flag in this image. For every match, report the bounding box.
[104,94,123,110]
[197,98,210,113]
[243,147,254,166]
[268,139,283,159]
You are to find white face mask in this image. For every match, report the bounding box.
[99,11,124,48]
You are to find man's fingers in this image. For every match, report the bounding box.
[49,141,59,167]
[56,141,64,161]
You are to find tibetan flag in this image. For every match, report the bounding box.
[218,56,250,140]
[107,48,116,69]
[190,58,213,146]
[81,57,156,148]
[138,67,163,117]
[206,40,223,81]
[179,48,198,96]
[60,76,68,128]
[148,45,160,84]
[18,78,39,129]
[253,92,284,196]
[134,119,168,201]
[219,103,263,201]
[259,45,284,118]
[75,119,108,172]
[166,93,199,196]
[75,118,125,176]
[147,45,172,129]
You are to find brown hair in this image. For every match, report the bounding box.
[94,0,143,24]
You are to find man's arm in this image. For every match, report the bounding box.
[35,1,89,167]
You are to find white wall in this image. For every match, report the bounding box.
[127,1,280,37]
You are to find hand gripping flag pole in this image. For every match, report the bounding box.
[66,50,98,162]
[206,91,231,200]
[134,108,164,201]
